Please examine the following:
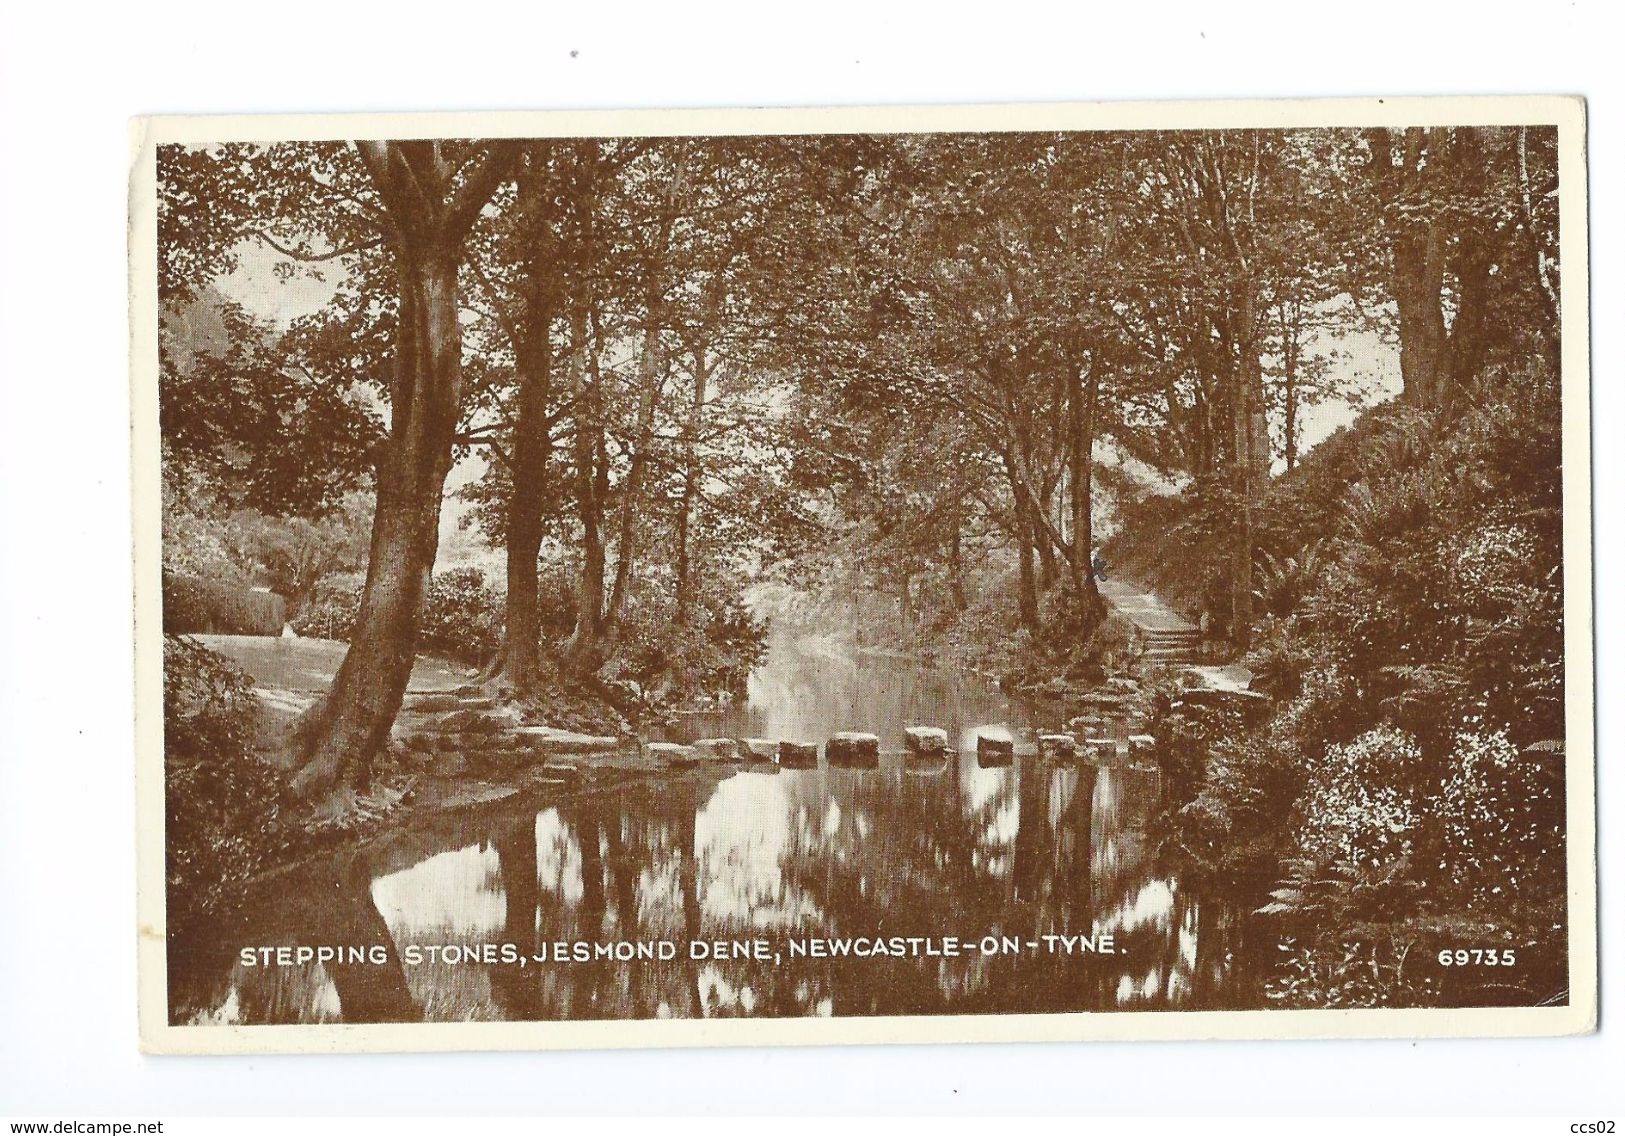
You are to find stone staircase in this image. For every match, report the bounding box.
[1098,578,1203,666]
[1138,625,1201,664]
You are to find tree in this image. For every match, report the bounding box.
[289,140,519,808]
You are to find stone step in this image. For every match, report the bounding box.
[513,726,622,754]
[402,693,497,713]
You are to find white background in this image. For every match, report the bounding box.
[1,0,1618,1116]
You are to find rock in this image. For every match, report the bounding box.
[1038,733,1077,760]
[513,726,621,755]
[1104,676,1141,695]
[402,693,463,713]
[453,684,485,698]
[404,732,437,754]
[825,732,880,768]
[1068,715,1106,735]
[693,737,742,762]
[903,725,949,756]
[1174,686,1272,725]
[739,738,779,762]
[1128,733,1156,755]
[1080,737,1119,764]
[645,741,696,766]
[976,733,1014,767]
[431,708,507,735]
[778,741,818,768]
[744,761,783,775]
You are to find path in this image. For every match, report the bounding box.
[1096,578,1202,663]
[193,634,473,692]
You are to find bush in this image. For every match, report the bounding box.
[291,573,364,640]
[418,567,503,665]
[1434,727,1565,914]
[162,571,286,635]
[610,589,769,703]
[164,635,285,928]
[1146,364,1567,1009]
[291,567,504,667]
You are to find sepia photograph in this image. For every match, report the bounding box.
[130,98,1593,1051]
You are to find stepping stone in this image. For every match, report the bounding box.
[778,741,818,768]
[826,732,880,768]
[514,726,621,754]
[693,737,742,762]
[739,738,778,763]
[1038,733,1077,760]
[643,741,695,770]
[976,733,1014,767]
[403,693,463,713]
[903,726,948,756]
[429,708,508,735]
[1080,737,1119,764]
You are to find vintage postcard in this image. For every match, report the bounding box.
[131,96,1594,1053]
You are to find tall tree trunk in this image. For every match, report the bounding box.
[1228,346,1267,649]
[491,312,553,691]
[487,151,562,692]
[1063,359,1105,644]
[673,346,710,626]
[290,142,515,808]
[1279,304,1300,473]
[948,497,969,614]
[291,254,460,803]
[1016,511,1041,634]
[562,304,610,677]
[1366,127,1500,413]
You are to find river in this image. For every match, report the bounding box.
[169,633,1265,1024]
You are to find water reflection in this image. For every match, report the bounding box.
[170,640,1261,1024]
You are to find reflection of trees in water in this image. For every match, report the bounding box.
[771,758,1245,1015]
[170,855,419,1025]
[177,756,1253,1024]
[487,782,716,1020]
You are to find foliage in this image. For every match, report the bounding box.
[222,492,373,616]
[610,590,770,703]
[162,571,286,635]
[293,568,503,667]
[290,573,365,640]
[417,568,504,665]
[1149,363,1567,1005]
[163,636,286,928]
[160,290,382,517]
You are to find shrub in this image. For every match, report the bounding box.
[162,571,286,635]
[1433,727,1565,915]
[291,573,364,640]
[292,567,505,667]
[418,567,503,665]
[164,635,285,928]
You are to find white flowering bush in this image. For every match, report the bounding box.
[1449,522,1539,613]
[1436,724,1563,911]
[1297,725,1422,867]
